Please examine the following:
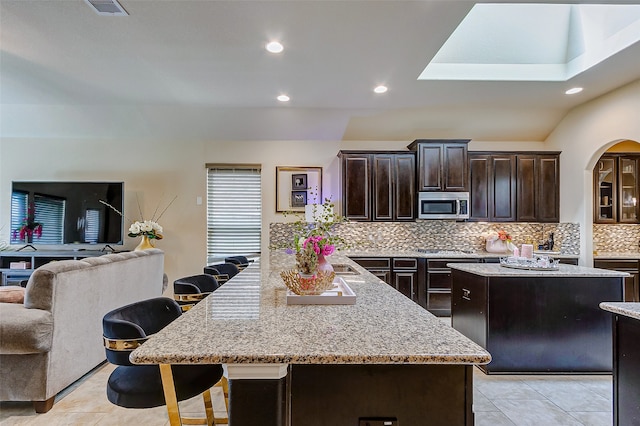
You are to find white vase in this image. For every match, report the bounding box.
[486,239,509,253]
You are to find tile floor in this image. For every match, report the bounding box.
[0,362,613,426]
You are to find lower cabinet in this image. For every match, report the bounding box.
[612,314,640,425]
[350,257,424,305]
[594,259,640,302]
[426,258,481,317]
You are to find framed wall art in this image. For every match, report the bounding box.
[276,166,322,212]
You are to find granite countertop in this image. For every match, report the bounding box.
[593,252,640,260]
[448,262,630,277]
[599,302,640,320]
[131,253,490,366]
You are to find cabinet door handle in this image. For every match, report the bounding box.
[462,288,471,300]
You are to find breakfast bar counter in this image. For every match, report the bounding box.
[450,262,627,374]
[131,252,490,426]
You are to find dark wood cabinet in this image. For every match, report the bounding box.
[426,258,480,317]
[350,256,424,304]
[408,139,469,192]
[469,153,516,222]
[594,259,640,302]
[611,314,640,425]
[516,153,560,222]
[340,153,372,221]
[594,154,640,224]
[339,151,415,222]
[452,268,622,373]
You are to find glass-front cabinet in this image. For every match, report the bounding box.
[619,157,639,223]
[595,157,617,222]
[594,154,640,224]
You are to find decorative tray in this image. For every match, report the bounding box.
[499,256,560,271]
[286,276,356,305]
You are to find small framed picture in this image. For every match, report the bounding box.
[291,191,307,207]
[292,174,307,190]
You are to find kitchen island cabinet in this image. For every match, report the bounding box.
[131,253,490,426]
[600,303,640,426]
[450,263,626,374]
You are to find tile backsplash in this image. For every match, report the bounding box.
[593,224,640,253]
[270,221,580,255]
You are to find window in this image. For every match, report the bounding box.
[207,166,261,262]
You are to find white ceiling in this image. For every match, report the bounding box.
[1,0,640,142]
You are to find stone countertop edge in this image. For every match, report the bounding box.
[599,302,640,320]
[593,252,640,260]
[447,262,630,277]
[130,253,491,366]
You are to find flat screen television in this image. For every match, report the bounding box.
[10,181,124,246]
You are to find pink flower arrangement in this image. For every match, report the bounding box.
[302,235,335,257]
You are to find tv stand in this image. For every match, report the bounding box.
[101,244,117,253]
[0,250,110,286]
[16,244,37,252]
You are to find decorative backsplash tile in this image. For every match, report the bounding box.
[593,224,640,253]
[270,221,580,255]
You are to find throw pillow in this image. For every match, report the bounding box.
[0,286,26,304]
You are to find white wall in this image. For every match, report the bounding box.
[545,79,640,264]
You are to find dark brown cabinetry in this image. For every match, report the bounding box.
[594,154,639,224]
[408,139,469,192]
[611,314,640,425]
[350,257,424,304]
[469,153,516,222]
[339,151,415,221]
[594,259,640,302]
[516,153,560,222]
[426,258,480,317]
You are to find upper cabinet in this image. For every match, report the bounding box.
[469,151,560,223]
[516,154,560,223]
[339,151,416,222]
[469,153,517,222]
[594,154,639,224]
[407,139,469,192]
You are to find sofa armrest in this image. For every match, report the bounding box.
[0,303,53,354]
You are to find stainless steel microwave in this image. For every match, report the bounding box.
[418,192,470,220]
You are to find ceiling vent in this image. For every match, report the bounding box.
[84,0,128,16]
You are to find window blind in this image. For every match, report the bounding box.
[207,166,262,261]
[85,209,100,243]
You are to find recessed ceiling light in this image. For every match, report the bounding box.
[374,85,388,94]
[277,94,290,102]
[266,41,284,54]
[565,87,583,95]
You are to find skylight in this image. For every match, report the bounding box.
[419,3,640,81]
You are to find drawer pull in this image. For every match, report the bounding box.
[462,288,471,300]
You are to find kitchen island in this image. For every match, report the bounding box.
[600,302,640,425]
[131,252,490,426]
[450,263,627,374]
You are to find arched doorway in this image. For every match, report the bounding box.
[586,139,640,264]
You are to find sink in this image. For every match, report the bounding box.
[330,263,360,275]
